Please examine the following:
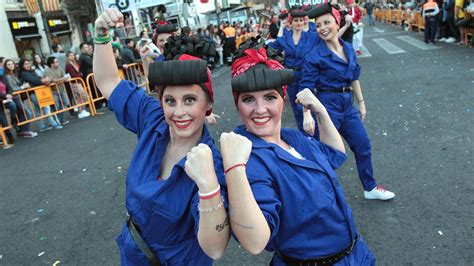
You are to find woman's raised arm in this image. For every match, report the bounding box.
[93,8,124,99]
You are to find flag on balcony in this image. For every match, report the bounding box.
[25,0,61,16]
[25,0,40,16]
[42,0,61,12]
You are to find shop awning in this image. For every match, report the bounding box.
[51,30,71,36]
[14,33,42,40]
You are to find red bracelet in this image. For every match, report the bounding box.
[224,163,246,175]
[199,185,221,200]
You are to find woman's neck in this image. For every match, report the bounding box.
[325,37,342,52]
[168,126,204,152]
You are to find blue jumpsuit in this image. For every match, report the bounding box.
[269,30,320,133]
[108,80,226,265]
[300,39,377,191]
[233,126,375,265]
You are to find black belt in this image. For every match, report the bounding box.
[127,214,161,266]
[277,235,359,266]
[319,87,353,93]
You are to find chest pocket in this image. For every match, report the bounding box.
[131,180,197,245]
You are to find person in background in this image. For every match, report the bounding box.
[32,54,47,77]
[0,58,16,149]
[211,26,224,67]
[268,15,280,41]
[79,43,94,78]
[113,47,125,70]
[423,0,440,43]
[43,56,70,126]
[270,8,321,135]
[301,3,395,201]
[365,0,375,26]
[65,51,91,119]
[2,59,38,138]
[51,44,67,70]
[19,58,62,130]
[223,22,237,65]
[152,24,178,62]
[121,39,142,65]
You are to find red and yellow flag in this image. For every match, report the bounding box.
[25,0,61,16]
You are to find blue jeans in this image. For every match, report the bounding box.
[27,94,60,129]
[368,13,375,26]
[52,87,70,123]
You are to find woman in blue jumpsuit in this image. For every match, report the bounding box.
[92,9,229,265]
[269,9,320,134]
[216,46,376,265]
[300,4,395,200]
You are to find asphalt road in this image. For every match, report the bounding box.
[1,22,473,265]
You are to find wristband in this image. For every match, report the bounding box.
[198,185,221,200]
[94,35,112,45]
[224,163,246,175]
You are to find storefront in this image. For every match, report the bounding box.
[47,15,73,51]
[7,14,43,59]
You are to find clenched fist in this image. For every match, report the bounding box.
[184,144,218,191]
[220,132,252,169]
[95,8,124,36]
[296,89,327,115]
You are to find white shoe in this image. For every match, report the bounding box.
[364,185,395,200]
[445,37,456,43]
[22,131,38,138]
[439,37,446,42]
[78,110,91,119]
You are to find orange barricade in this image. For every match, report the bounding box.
[7,77,93,129]
[86,63,150,115]
[123,63,150,94]
[0,123,13,146]
[85,73,106,115]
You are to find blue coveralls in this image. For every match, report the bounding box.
[308,21,317,32]
[108,80,226,265]
[300,39,377,191]
[233,126,375,265]
[269,30,320,133]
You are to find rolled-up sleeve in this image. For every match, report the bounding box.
[314,140,347,170]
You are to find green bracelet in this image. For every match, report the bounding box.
[94,35,112,45]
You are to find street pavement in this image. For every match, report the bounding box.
[1,21,473,265]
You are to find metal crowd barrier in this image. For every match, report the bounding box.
[1,64,150,148]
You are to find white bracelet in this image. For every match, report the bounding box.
[198,184,220,197]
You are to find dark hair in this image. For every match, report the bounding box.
[18,58,30,73]
[181,26,191,36]
[79,42,88,50]
[124,38,134,45]
[46,56,56,67]
[112,47,120,54]
[52,44,60,52]
[3,59,17,76]
[32,53,46,69]
[0,57,4,64]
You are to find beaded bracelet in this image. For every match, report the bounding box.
[198,196,225,213]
